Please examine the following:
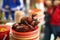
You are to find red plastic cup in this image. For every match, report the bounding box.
[0,25,10,40]
[12,26,39,40]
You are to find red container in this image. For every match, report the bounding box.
[12,26,39,40]
[0,25,10,40]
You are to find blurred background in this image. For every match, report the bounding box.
[0,0,60,40]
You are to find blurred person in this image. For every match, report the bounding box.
[2,0,25,21]
[50,0,60,40]
[43,0,53,40]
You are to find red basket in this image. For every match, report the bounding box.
[0,25,10,40]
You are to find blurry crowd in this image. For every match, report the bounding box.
[0,0,25,22]
[44,0,60,40]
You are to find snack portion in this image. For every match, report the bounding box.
[12,15,39,32]
[0,27,7,32]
